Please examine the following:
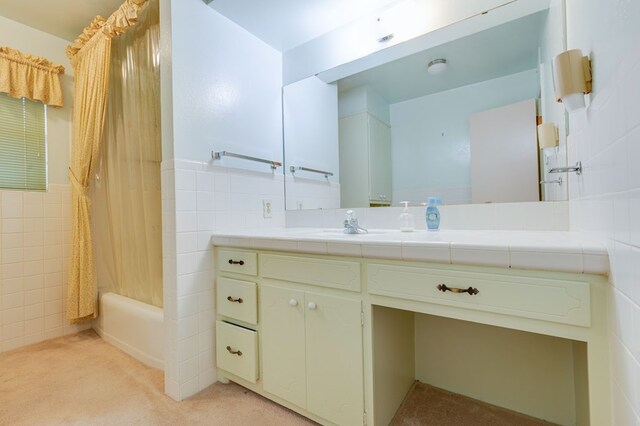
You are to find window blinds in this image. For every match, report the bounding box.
[0,92,47,191]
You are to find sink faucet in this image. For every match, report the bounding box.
[344,210,368,234]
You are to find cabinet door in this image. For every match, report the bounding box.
[469,99,539,203]
[339,113,371,208]
[261,284,307,408]
[305,291,364,426]
[368,115,392,204]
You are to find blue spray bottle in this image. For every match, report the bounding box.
[426,196,442,231]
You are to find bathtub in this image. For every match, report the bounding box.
[93,292,164,370]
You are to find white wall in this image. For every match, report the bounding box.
[538,0,568,201]
[169,0,282,168]
[283,77,341,210]
[390,69,539,205]
[284,76,339,183]
[0,17,86,352]
[284,0,550,84]
[161,0,285,400]
[565,0,640,423]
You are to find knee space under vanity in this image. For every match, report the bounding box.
[371,306,589,425]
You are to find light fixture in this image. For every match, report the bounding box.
[375,17,394,43]
[553,49,592,112]
[427,58,447,75]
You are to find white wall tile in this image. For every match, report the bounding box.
[0,184,73,354]
[175,169,197,191]
[566,0,640,421]
[451,247,510,268]
[175,191,197,212]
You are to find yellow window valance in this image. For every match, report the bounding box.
[0,47,65,107]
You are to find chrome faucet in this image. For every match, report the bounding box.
[344,210,368,234]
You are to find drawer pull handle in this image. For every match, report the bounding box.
[226,346,242,356]
[437,284,479,296]
[228,259,245,265]
[227,296,243,303]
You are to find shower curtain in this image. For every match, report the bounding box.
[93,0,162,307]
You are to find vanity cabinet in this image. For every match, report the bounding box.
[214,246,610,426]
[261,283,364,426]
[215,249,261,384]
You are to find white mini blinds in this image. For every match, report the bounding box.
[0,92,47,191]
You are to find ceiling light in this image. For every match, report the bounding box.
[427,58,447,75]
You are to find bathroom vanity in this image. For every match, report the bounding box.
[212,229,610,425]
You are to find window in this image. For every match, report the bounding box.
[0,92,47,191]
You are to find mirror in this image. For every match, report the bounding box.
[283,0,567,210]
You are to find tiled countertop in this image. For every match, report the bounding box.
[211,228,610,275]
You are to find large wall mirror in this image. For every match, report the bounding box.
[283,0,568,210]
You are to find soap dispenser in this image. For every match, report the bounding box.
[426,196,442,231]
[398,201,415,232]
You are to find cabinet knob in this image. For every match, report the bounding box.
[307,302,317,310]
[289,298,298,307]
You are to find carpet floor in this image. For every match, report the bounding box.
[390,382,557,426]
[0,330,557,426]
[0,330,314,426]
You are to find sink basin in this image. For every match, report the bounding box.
[309,229,394,237]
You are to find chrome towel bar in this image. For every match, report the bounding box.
[549,161,582,175]
[212,150,282,170]
[540,177,563,186]
[289,166,333,178]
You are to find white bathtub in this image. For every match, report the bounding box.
[93,292,164,370]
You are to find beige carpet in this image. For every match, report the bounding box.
[390,382,558,426]
[1,331,558,426]
[0,330,315,426]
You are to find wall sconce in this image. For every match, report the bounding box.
[537,122,558,149]
[553,49,592,112]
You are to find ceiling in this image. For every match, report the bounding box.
[0,0,123,41]
[338,11,545,104]
[208,0,403,52]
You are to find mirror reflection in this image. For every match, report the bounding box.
[284,1,567,210]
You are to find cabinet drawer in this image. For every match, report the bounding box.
[216,321,259,383]
[217,277,257,325]
[218,249,257,276]
[367,263,591,327]
[260,254,361,292]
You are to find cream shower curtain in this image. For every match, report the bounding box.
[66,0,149,323]
[93,0,162,307]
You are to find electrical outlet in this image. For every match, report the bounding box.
[262,199,273,218]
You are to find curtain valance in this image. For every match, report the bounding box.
[0,47,65,107]
[66,0,148,61]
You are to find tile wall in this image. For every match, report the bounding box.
[566,0,640,423]
[0,185,90,352]
[162,159,285,400]
[286,201,570,232]
[567,49,640,426]
[284,175,340,211]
